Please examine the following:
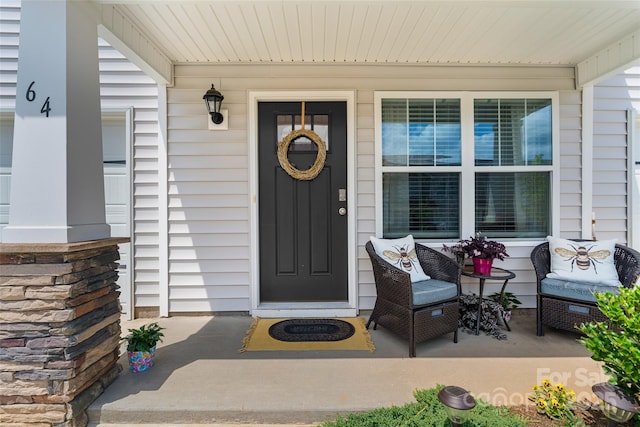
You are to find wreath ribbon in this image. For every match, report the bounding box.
[277,102,327,181]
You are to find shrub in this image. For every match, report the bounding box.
[579,286,640,403]
[321,385,528,426]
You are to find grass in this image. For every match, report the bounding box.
[321,385,529,427]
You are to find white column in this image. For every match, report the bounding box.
[3,0,110,243]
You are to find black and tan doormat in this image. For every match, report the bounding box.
[269,318,355,342]
[240,317,375,352]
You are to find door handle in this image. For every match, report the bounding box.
[338,207,347,216]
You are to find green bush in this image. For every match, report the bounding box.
[579,285,640,403]
[321,386,528,427]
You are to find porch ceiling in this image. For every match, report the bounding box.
[94,0,640,83]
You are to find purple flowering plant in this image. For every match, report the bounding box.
[443,233,509,261]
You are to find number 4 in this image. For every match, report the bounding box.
[40,97,51,117]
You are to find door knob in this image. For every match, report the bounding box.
[338,207,347,216]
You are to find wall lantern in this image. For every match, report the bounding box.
[437,385,476,427]
[592,383,640,427]
[203,83,224,124]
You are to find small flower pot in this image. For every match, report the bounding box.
[127,346,156,373]
[473,257,493,275]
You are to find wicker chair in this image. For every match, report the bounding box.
[531,240,640,336]
[365,241,461,357]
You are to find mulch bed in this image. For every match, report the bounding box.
[507,404,638,426]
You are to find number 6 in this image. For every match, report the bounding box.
[26,81,36,102]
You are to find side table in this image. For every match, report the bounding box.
[461,265,516,335]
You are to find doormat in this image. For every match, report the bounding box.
[269,318,355,342]
[240,317,375,352]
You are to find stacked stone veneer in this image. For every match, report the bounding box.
[0,238,128,427]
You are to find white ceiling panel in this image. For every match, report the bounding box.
[95,1,640,69]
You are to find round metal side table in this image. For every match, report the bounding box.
[461,266,516,335]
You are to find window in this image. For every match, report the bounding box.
[376,92,556,240]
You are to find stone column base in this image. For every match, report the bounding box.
[1,238,128,427]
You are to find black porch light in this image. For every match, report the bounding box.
[203,83,224,124]
[592,383,640,427]
[437,385,476,427]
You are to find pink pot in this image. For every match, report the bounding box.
[473,258,493,275]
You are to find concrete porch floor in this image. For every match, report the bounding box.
[87,310,607,426]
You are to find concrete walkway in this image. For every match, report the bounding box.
[88,311,606,426]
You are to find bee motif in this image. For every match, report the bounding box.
[383,245,418,271]
[554,244,611,274]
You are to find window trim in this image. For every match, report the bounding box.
[374,91,560,242]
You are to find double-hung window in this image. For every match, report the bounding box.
[375,92,558,241]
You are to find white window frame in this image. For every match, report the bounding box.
[374,91,560,244]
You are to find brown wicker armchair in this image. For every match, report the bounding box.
[365,241,461,357]
[531,240,640,336]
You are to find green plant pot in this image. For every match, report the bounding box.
[127,346,156,373]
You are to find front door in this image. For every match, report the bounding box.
[258,101,348,303]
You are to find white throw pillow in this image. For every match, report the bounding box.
[369,235,431,283]
[546,236,621,286]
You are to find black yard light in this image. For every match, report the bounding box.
[437,385,476,426]
[592,383,640,427]
[203,83,224,124]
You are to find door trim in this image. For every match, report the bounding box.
[103,107,134,320]
[248,91,357,318]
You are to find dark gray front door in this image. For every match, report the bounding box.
[258,101,348,302]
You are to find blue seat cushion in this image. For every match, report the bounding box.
[411,279,458,306]
[540,277,620,302]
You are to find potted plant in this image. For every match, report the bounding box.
[122,322,165,373]
[488,291,521,322]
[458,294,508,340]
[446,233,509,275]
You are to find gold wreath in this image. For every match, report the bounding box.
[277,128,327,181]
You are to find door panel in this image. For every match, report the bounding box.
[259,101,347,302]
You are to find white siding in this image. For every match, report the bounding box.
[170,64,577,311]
[593,67,640,244]
[559,90,584,238]
[98,40,161,310]
[0,3,161,314]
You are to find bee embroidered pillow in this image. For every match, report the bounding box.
[369,235,431,283]
[546,237,621,286]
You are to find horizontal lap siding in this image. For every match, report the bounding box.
[171,64,576,311]
[593,67,640,244]
[357,91,376,310]
[99,40,161,309]
[0,2,18,239]
[167,78,250,313]
[559,90,584,238]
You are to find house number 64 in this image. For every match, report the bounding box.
[25,81,51,117]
